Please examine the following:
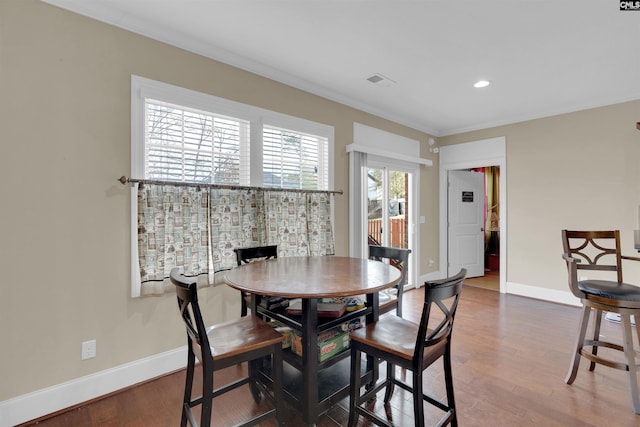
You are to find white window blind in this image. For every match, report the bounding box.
[263,125,328,190]
[145,99,250,185]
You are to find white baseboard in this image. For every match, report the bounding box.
[0,346,187,427]
[506,281,580,307]
[419,271,580,308]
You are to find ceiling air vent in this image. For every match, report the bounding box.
[366,73,396,87]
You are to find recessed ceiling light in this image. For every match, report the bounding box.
[474,80,491,88]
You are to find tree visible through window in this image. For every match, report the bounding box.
[145,99,249,185]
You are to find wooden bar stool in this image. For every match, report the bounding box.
[348,269,466,427]
[562,230,640,414]
[170,268,285,427]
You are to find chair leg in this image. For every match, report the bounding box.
[566,305,591,384]
[589,309,603,372]
[348,347,362,427]
[621,314,640,414]
[181,350,195,427]
[443,346,458,427]
[413,369,425,427]
[272,346,286,427]
[383,362,395,403]
[248,359,262,403]
[200,361,214,427]
[634,314,640,409]
[395,300,407,382]
[635,314,640,353]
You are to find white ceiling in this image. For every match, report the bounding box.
[43,0,640,136]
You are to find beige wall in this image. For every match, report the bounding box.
[4,0,638,410]
[440,100,640,293]
[0,0,438,401]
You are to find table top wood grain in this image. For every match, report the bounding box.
[224,256,401,298]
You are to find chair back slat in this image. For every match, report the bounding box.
[170,269,210,363]
[368,245,411,287]
[235,245,278,266]
[369,245,412,316]
[415,269,466,359]
[234,245,278,316]
[562,230,623,283]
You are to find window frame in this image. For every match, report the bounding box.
[131,75,334,187]
[130,75,334,296]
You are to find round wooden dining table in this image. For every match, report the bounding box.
[224,256,401,426]
[224,255,401,298]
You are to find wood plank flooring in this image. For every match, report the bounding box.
[464,269,499,292]
[23,278,640,426]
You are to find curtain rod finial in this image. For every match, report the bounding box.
[118,176,129,185]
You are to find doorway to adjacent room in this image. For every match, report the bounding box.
[439,137,506,293]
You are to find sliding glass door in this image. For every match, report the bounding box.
[367,166,409,250]
[365,158,416,287]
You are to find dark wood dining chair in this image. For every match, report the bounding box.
[561,230,640,413]
[369,245,412,317]
[234,245,278,317]
[169,268,285,427]
[348,268,466,427]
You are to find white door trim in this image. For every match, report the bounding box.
[438,137,507,292]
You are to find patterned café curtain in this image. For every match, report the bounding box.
[263,191,335,258]
[136,184,335,296]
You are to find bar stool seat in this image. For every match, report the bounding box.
[577,279,640,301]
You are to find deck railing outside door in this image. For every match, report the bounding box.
[368,215,407,248]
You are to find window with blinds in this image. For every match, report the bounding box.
[133,76,333,191]
[131,76,335,297]
[145,99,250,185]
[263,125,328,190]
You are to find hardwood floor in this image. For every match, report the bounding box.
[464,269,500,291]
[24,283,640,426]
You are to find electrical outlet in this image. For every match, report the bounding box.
[82,340,96,360]
[428,259,435,267]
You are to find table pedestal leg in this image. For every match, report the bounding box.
[365,292,380,386]
[301,298,319,425]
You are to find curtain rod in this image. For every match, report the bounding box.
[118,176,343,195]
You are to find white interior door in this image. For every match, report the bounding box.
[448,170,484,278]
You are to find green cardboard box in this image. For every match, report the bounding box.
[291,327,350,362]
[318,330,350,362]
